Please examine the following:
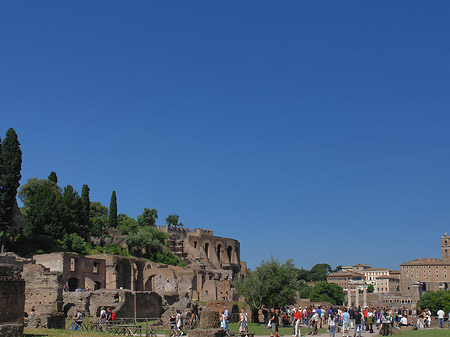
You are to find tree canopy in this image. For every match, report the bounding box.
[0,128,22,251]
[309,281,344,305]
[417,290,450,315]
[234,256,297,311]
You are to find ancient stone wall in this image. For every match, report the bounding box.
[89,289,163,319]
[23,264,63,316]
[63,291,91,317]
[0,264,25,337]
[34,252,106,291]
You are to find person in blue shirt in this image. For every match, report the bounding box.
[341,308,350,337]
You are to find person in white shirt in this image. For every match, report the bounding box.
[400,316,408,326]
[437,309,445,328]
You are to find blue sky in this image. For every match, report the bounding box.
[1,1,449,270]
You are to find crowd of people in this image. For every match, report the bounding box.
[268,305,450,336]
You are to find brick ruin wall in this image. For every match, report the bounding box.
[22,264,65,329]
[0,264,25,337]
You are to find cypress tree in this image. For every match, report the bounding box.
[48,171,58,184]
[0,128,22,252]
[81,184,90,239]
[109,190,118,228]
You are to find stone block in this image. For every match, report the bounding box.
[189,328,227,337]
[199,310,220,329]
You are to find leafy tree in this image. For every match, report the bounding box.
[126,226,177,263]
[234,256,297,314]
[19,178,63,240]
[63,233,88,254]
[117,213,138,235]
[367,284,375,293]
[298,284,313,299]
[166,213,183,227]
[137,208,158,227]
[417,290,450,315]
[296,268,310,281]
[309,281,344,305]
[89,201,108,238]
[0,128,22,251]
[61,185,83,235]
[109,191,118,228]
[80,184,90,239]
[48,171,58,184]
[307,263,332,282]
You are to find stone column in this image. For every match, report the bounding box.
[355,286,360,308]
[348,288,352,307]
[363,285,367,308]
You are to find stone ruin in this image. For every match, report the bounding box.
[63,289,163,319]
[23,264,65,329]
[0,264,25,337]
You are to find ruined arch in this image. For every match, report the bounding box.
[145,275,156,292]
[68,277,79,292]
[227,246,233,262]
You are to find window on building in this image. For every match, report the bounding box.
[93,262,99,274]
[70,258,77,272]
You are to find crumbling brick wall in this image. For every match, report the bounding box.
[0,264,25,337]
[23,264,63,315]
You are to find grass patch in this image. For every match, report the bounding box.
[24,327,117,336]
[228,322,327,336]
[401,329,450,337]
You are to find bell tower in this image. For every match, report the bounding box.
[442,232,449,262]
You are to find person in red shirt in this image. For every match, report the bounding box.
[363,307,369,331]
[293,307,302,337]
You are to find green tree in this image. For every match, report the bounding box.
[307,263,332,282]
[0,128,22,251]
[234,256,297,315]
[417,290,450,315]
[367,284,375,293]
[20,180,64,239]
[165,213,183,227]
[80,184,90,239]
[296,268,310,281]
[117,213,138,235]
[109,191,118,228]
[61,185,83,235]
[125,226,179,265]
[89,201,108,238]
[48,171,58,184]
[309,281,344,305]
[137,208,158,227]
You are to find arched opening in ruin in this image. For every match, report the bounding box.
[145,275,155,292]
[227,246,233,262]
[204,243,209,258]
[217,244,222,263]
[193,241,197,249]
[68,277,79,292]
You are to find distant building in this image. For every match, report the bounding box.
[400,233,450,299]
[360,268,391,292]
[327,271,364,291]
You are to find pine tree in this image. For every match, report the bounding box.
[0,128,22,252]
[48,171,58,184]
[81,184,90,239]
[109,190,118,228]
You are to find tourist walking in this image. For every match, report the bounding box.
[293,307,302,337]
[328,313,336,337]
[438,309,445,328]
[176,309,184,335]
[239,308,248,333]
[341,308,350,337]
[353,308,362,337]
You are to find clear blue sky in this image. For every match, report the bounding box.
[1,1,449,271]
